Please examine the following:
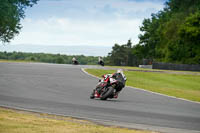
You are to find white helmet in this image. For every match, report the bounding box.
[117,69,126,81]
[117,69,123,74]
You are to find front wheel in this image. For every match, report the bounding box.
[100,87,114,100]
[90,90,95,99]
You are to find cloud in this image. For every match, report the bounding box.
[11,0,165,46]
[12,17,142,46]
[26,0,164,20]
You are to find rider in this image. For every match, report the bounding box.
[72,57,76,62]
[98,56,102,62]
[98,56,104,66]
[72,57,78,64]
[109,69,126,97]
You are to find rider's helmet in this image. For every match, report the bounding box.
[116,69,127,82]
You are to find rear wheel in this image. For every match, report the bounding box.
[90,95,95,99]
[100,87,114,100]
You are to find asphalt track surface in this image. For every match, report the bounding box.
[0,62,200,133]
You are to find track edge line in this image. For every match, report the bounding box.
[81,68,200,104]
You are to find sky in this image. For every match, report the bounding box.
[10,0,166,46]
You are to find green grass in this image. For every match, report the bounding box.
[106,66,144,70]
[0,107,156,133]
[106,65,200,75]
[0,59,37,63]
[85,69,200,102]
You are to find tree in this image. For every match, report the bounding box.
[178,11,200,64]
[137,0,200,64]
[179,11,200,44]
[108,40,134,66]
[0,0,38,43]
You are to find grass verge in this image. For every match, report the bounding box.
[0,107,156,133]
[106,66,200,75]
[0,59,37,63]
[85,69,200,102]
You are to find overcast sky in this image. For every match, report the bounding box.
[10,0,166,46]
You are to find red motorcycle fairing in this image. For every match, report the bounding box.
[93,76,118,99]
[94,90,100,98]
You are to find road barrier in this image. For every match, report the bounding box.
[152,62,200,71]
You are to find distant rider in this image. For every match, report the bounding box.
[98,56,104,66]
[72,57,78,64]
[72,57,76,62]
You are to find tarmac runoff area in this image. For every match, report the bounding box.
[0,62,200,133]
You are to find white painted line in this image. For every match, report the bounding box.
[81,68,200,104]
[81,68,100,79]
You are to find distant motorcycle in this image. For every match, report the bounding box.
[90,73,125,100]
[72,60,79,65]
[98,60,104,66]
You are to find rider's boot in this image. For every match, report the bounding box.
[113,91,119,98]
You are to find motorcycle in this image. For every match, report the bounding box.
[72,60,79,65]
[98,60,104,66]
[90,75,122,100]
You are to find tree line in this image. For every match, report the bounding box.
[107,0,200,66]
[0,51,99,65]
